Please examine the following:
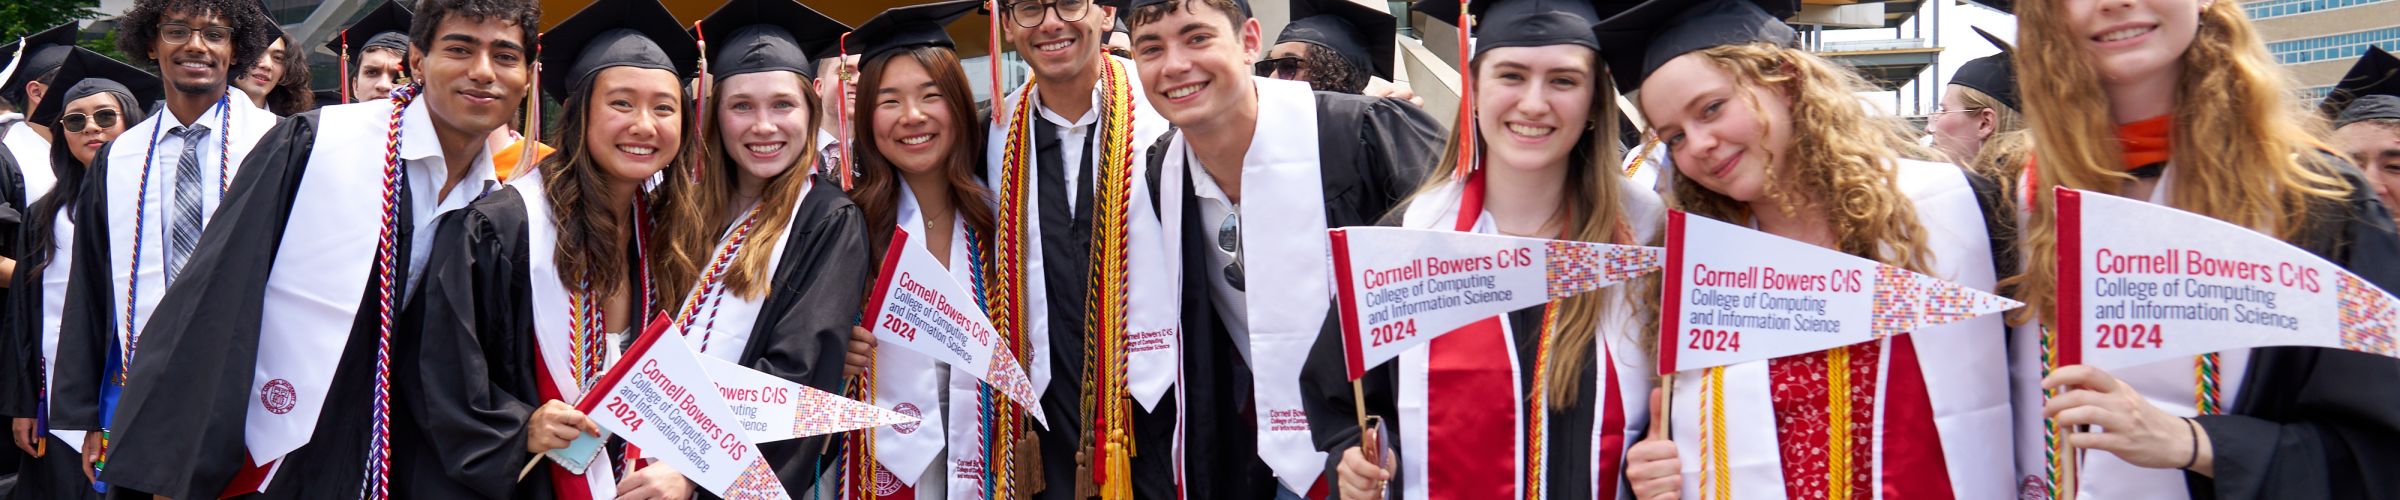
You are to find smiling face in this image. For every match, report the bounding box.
[62,93,131,165]
[717,71,814,182]
[414,15,531,151]
[147,9,237,96]
[1005,0,1111,86]
[1477,46,1598,174]
[1639,53,1794,203]
[237,37,287,103]
[583,66,685,184]
[353,48,408,102]
[2065,0,2201,90]
[1130,1,1261,132]
[869,55,956,178]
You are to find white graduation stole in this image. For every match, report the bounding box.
[675,177,815,360]
[515,173,622,498]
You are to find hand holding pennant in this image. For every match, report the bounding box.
[693,354,918,443]
[2052,187,2400,368]
[1327,226,1664,379]
[865,227,1045,425]
[1656,210,2022,374]
[573,315,791,500]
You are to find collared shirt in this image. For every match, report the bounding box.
[1186,149,1251,363]
[394,99,499,293]
[1033,85,1102,215]
[148,96,237,205]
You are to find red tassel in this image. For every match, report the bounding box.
[339,32,352,104]
[838,32,856,191]
[1452,1,1475,181]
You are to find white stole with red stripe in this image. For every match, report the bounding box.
[867,179,948,496]
[680,177,813,360]
[514,172,622,498]
[1666,159,2011,500]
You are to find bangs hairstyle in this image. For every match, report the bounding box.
[655,73,825,308]
[1406,49,1629,408]
[848,45,996,263]
[1635,43,1936,354]
[538,71,696,299]
[264,31,317,116]
[2008,0,2349,324]
[117,0,279,77]
[409,0,542,57]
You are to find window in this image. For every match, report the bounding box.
[2267,27,2400,65]
[2244,0,2388,20]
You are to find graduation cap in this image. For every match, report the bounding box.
[1414,0,1622,57]
[29,48,162,129]
[1949,27,2017,111]
[3,22,81,106]
[2324,47,2400,128]
[1593,0,1799,92]
[847,0,982,65]
[538,0,700,98]
[1280,0,1396,81]
[325,0,415,62]
[696,0,850,80]
[1961,0,2011,13]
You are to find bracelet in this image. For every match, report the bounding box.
[2178,417,2201,470]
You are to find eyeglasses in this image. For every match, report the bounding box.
[1930,107,1988,117]
[159,23,235,47]
[1218,209,1245,291]
[60,109,122,133]
[1253,57,1304,79]
[1007,0,1093,29]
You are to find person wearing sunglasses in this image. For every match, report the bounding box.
[1260,0,1392,95]
[0,46,157,500]
[986,0,1179,495]
[1121,0,1443,497]
[45,0,282,494]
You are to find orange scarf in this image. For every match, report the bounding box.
[2018,114,2175,206]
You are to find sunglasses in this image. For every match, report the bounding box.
[61,109,122,133]
[1254,57,1305,79]
[1218,209,1244,291]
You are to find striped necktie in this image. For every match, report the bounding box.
[166,124,209,286]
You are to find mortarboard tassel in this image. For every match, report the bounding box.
[691,20,711,184]
[1451,0,1476,181]
[838,32,856,191]
[339,31,353,104]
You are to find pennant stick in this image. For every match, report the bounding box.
[516,454,544,481]
[2058,431,2080,500]
[1657,373,1674,440]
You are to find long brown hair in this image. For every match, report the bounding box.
[1407,51,1628,408]
[654,74,825,308]
[2008,0,2348,324]
[539,72,694,298]
[1635,43,1936,353]
[849,46,995,260]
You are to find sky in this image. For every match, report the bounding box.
[1826,1,2018,116]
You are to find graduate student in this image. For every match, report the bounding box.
[1596,0,2018,498]
[47,0,282,489]
[1259,0,1394,95]
[2004,0,2400,497]
[236,24,315,117]
[332,0,416,105]
[1300,1,1656,498]
[1928,27,2027,189]
[0,47,156,500]
[399,0,696,496]
[0,22,82,234]
[2325,47,2400,225]
[1122,0,1443,496]
[985,0,1176,496]
[86,0,535,497]
[654,0,868,493]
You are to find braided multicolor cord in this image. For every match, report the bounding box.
[2195,353,2221,415]
[674,207,763,352]
[988,70,1041,500]
[1522,304,1560,500]
[358,84,423,500]
[2041,325,2063,498]
[1080,57,1138,497]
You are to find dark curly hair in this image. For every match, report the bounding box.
[1299,43,1368,94]
[115,0,278,79]
[410,0,541,61]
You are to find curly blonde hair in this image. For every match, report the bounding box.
[1635,42,1936,354]
[2007,0,2349,324]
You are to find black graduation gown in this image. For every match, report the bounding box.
[2188,161,2400,500]
[82,111,404,499]
[0,145,101,500]
[696,174,874,497]
[1297,303,1603,500]
[1133,92,1439,499]
[394,186,663,500]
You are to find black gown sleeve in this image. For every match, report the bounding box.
[1352,95,1445,209]
[95,112,318,498]
[399,196,542,499]
[0,147,34,418]
[2191,163,2400,500]
[49,140,113,432]
[740,179,872,492]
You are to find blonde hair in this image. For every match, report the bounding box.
[1950,84,2031,192]
[2007,0,2349,324]
[1406,50,1628,409]
[653,75,826,309]
[1636,43,1936,354]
